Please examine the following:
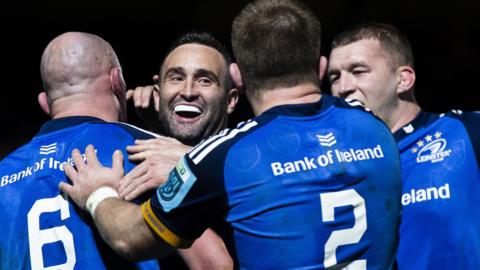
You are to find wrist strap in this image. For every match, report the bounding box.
[86,187,119,217]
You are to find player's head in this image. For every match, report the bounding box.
[231,0,324,99]
[39,32,127,122]
[154,31,238,146]
[328,22,416,126]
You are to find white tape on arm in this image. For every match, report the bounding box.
[86,187,119,218]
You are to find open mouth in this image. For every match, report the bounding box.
[174,104,202,118]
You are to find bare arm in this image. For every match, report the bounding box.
[121,139,233,269]
[92,197,173,260]
[60,145,233,269]
[59,145,174,260]
[178,229,233,270]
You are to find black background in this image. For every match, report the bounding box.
[2,0,479,158]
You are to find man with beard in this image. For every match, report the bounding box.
[121,32,239,269]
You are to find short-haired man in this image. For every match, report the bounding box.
[124,31,239,269]
[328,22,480,269]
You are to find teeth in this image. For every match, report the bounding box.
[174,105,201,113]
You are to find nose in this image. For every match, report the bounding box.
[333,75,356,98]
[179,79,200,101]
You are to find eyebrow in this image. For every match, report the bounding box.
[194,69,220,85]
[328,61,370,76]
[164,67,185,77]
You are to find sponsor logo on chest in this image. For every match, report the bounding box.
[270,132,385,176]
[411,131,452,163]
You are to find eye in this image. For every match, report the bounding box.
[165,74,184,84]
[197,77,213,87]
[328,74,339,84]
[352,68,368,75]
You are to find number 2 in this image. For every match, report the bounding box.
[320,189,367,269]
[27,195,76,270]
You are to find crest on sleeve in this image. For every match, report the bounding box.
[157,157,197,212]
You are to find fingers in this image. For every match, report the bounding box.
[135,137,181,145]
[141,87,154,108]
[126,89,135,101]
[71,149,86,170]
[152,74,160,83]
[119,164,147,192]
[85,145,100,167]
[58,181,74,196]
[131,86,154,108]
[123,180,157,201]
[129,150,167,161]
[112,150,124,176]
[128,151,151,161]
[120,174,150,200]
[64,163,77,182]
[126,143,156,154]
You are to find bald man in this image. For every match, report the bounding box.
[0,32,229,270]
[0,31,160,270]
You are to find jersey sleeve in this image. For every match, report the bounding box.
[142,151,228,248]
[459,111,480,166]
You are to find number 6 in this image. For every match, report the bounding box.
[27,195,76,270]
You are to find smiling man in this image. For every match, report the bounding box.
[153,32,238,146]
[122,32,239,270]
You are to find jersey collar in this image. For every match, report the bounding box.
[37,116,105,136]
[261,94,335,117]
[393,110,438,142]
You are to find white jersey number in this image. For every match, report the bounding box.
[27,195,76,270]
[320,189,367,269]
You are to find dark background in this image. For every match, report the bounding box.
[2,0,479,159]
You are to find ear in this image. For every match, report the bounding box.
[152,74,160,84]
[229,63,244,92]
[38,91,50,115]
[396,66,416,94]
[318,55,328,83]
[153,84,161,112]
[110,67,127,121]
[226,88,239,115]
[110,67,126,94]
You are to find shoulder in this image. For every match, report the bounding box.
[187,120,259,166]
[329,96,392,132]
[442,110,480,164]
[86,122,158,140]
[445,110,480,125]
[437,110,480,135]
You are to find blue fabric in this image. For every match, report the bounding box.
[150,95,402,269]
[395,110,480,270]
[0,116,159,270]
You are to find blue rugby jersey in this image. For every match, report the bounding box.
[395,110,480,270]
[0,116,160,270]
[142,95,402,269]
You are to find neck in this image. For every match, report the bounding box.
[50,93,120,122]
[387,100,421,133]
[247,83,322,116]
